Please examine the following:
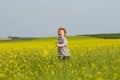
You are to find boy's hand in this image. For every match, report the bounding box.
[56,41,60,47]
[56,43,59,47]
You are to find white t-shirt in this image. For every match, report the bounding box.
[57,37,70,56]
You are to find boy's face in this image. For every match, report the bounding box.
[58,30,65,38]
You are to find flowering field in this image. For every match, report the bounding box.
[0,36,120,80]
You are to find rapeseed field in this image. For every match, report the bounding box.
[0,36,120,80]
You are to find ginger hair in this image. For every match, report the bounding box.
[58,27,67,36]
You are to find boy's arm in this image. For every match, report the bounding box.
[56,43,65,47]
[57,38,67,47]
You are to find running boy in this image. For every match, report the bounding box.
[56,27,70,60]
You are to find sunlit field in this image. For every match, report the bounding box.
[0,36,120,80]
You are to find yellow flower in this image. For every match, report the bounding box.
[0,74,6,78]
[91,63,96,69]
[51,71,55,75]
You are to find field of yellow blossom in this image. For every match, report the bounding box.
[0,36,120,80]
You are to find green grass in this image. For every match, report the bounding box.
[81,33,120,39]
[1,33,120,43]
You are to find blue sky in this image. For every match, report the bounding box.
[0,0,120,37]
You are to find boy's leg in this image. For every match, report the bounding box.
[58,56,61,60]
[62,56,65,60]
[58,56,65,61]
[65,56,70,60]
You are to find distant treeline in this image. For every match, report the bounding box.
[7,36,41,41]
[8,33,120,40]
[8,36,25,39]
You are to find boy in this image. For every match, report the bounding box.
[56,27,70,61]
